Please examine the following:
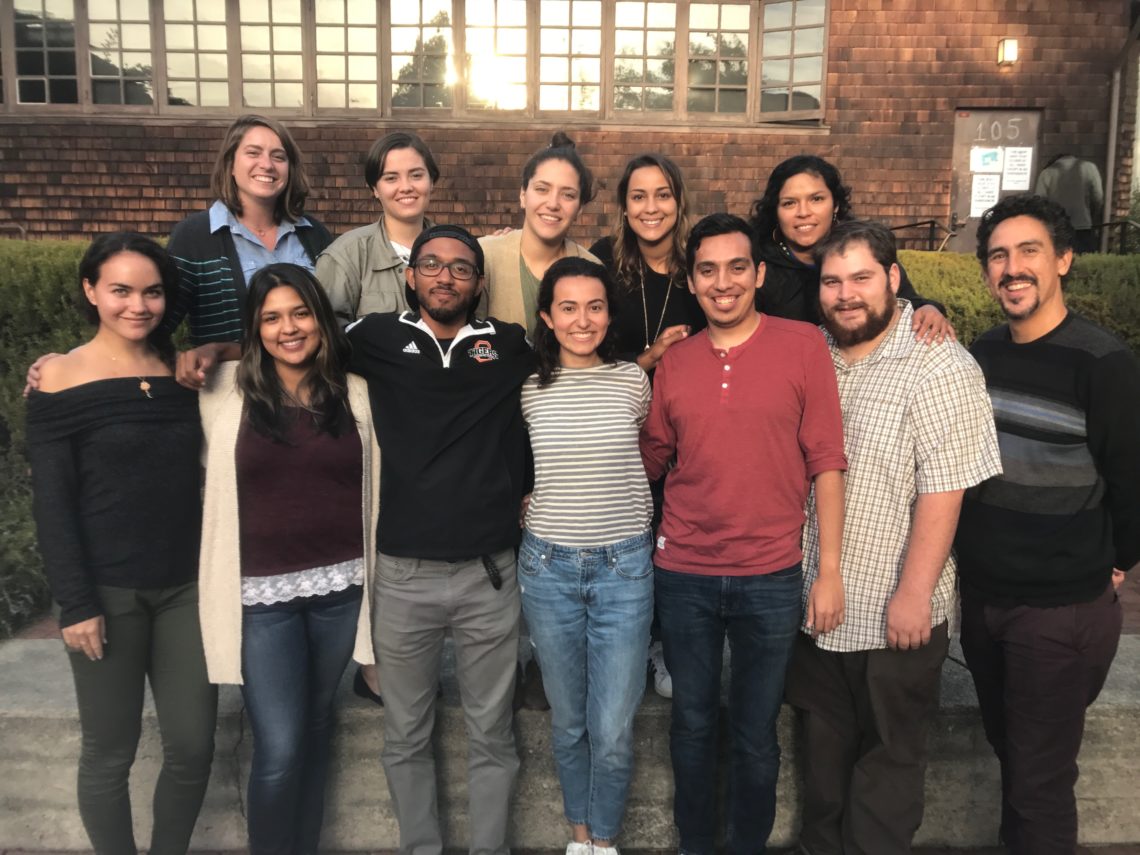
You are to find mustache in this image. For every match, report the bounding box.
[831,300,868,311]
[999,273,1037,288]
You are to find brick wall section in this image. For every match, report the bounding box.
[0,0,1131,243]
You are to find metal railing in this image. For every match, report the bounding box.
[1094,220,1140,254]
[888,217,958,252]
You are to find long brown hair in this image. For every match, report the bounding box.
[236,263,351,442]
[610,153,690,292]
[210,115,311,223]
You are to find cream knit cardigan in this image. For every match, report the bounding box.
[478,229,598,330]
[198,362,380,685]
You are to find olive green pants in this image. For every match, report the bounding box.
[67,582,217,855]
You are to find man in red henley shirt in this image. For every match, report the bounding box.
[640,213,847,855]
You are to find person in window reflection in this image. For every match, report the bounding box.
[197,263,379,855]
[748,154,955,342]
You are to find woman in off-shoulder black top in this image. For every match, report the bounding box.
[25,233,216,855]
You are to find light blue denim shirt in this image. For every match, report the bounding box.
[208,200,314,282]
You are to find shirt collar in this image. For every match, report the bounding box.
[208,199,310,236]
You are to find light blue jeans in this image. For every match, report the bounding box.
[519,529,654,842]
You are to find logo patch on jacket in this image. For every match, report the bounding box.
[402,341,421,355]
[467,339,499,362]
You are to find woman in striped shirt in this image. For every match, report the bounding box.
[519,256,654,855]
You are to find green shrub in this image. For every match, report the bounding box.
[1,240,1138,637]
[0,238,92,637]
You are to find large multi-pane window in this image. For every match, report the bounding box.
[0,0,828,121]
[164,0,228,107]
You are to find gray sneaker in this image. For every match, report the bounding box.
[648,641,673,699]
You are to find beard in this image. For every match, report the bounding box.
[996,274,1040,320]
[420,285,476,325]
[822,291,896,347]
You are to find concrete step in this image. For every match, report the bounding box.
[1,636,1137,850]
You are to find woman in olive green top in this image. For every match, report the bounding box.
[315,131,438,326]
[479,132,598,340]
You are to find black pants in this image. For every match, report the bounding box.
[959,584,1121,855]
[785,623,949,855]
[68,582,218,855]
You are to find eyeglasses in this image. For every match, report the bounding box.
[412,257,478,281]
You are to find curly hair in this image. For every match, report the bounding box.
[974,193,1076,265]
[747,154,853,245]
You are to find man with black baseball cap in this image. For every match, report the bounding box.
[346,224,534,855]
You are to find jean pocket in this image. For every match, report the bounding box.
[613,544,653,581]
[377,554,417,583]
[518,542,549,578]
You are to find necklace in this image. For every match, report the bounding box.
[639,257,672,349]
[100,343,156,398]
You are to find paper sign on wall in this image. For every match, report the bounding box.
[970,174,1001,217]
[1002,147,1033,191]
[970,147,1004,173]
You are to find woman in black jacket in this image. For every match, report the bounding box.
[748,155,955,341]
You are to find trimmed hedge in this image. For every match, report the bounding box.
[1,240,1139,637]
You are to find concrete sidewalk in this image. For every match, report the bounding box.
[4,572,1137,851]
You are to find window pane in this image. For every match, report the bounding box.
[240,0,269,23]
[646,58,672,83]
[199,53,228,78]
[348,81,378,108]
[762,58,789,84]
[687,88,714,112]
[242,81,271,105]
[200,80,229,105]
[615,30,643,55]
[719,58,746,85]
[611,1,677,114]
[166,24,195,49]
[315,0,345,24]
[646,85,672,109]
[241,25,270,51]
[795,26,825,54]
[197,1,225,22]
[394,2,457,111]
[243,54,270,77]
[316,54,345,78]
[274,27,302,52]
[16,0,78,103]
[792,84,821,110]
[760,87,788,112]
[542,28,570,54]
[764,2,793,28]
[467,0,528,109]
[797,0,825,26]
[275,81,303,106]
[690,4,718,29]
[347,26,377,52]
[688,59,715,85]
[317,81,346,107]
[348,54,376,79]
[540,84,568,110]
[166,52,196,77]
[88,0,116,18]
[763,30,791,57]
[93,78,120,102]
[721,3,749,29]
[718,87,746,113]
[542,0,570,26]
[316,27,345,53]
[793,55,822,81]
[273,53,302,78]
[572,85,599,109]
[347,2,376,24]
[615,2,643,27]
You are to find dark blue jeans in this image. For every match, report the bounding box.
[240,585,362,855]
[654,564,802,855]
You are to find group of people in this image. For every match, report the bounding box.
[23,113,1139,855]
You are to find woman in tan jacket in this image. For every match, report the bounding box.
[479,132,599,340]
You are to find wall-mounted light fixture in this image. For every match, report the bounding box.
[997,38,1019,67]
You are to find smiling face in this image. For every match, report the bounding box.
[231,125,289,212]
[819,240,900,352]
[688,230,764,334]
[520,158,583,245]
[405,236,483,336]
[539,274,610,369]
[624,165,679,249]
[776,171,836,259]
[83,250,166,342]
[373,145,433,227]
[984,214,1072,339]
[258,285,321,380]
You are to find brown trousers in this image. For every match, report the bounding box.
[784,623,949,855]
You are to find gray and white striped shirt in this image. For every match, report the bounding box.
[521,361,652,547]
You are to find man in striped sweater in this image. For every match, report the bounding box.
[955,194,1140,855]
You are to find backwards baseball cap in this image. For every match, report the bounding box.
[409,224,485,277]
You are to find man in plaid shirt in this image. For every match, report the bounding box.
[786,220,1002,855]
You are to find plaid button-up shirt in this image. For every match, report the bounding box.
[802,300,1002,652]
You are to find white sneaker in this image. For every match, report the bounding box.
[648,641,673,699]
[566,842,591,855]
[592,845,620,855]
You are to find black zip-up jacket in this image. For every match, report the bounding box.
[347,311,535,560]
[754,239,944,324]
